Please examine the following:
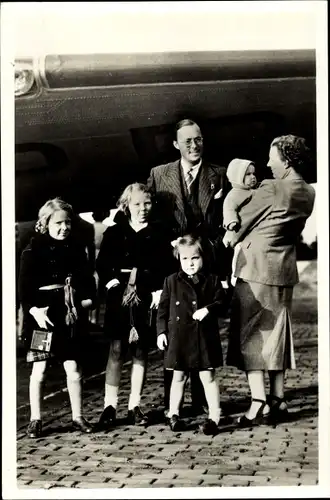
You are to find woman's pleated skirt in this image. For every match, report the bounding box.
[227,278,296,371]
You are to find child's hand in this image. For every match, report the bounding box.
[150,290,162,309]
[222,233,233,248]
[157,334,168,350]
[227,221,239,232]
[192,307,209,321]
[81,299,93,309]
[29,306,54,329]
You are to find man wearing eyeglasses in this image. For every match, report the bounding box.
[148,119,228,247]
[148,118,231,417]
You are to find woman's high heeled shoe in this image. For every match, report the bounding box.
[236,398,270,428]
[267,395,290,424]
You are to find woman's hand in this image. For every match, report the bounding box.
[157,333,168,350]
[192,307,209,322]
[222,232,234,248]
[81,299,93,309]
[29,306,54,329]
[150,290,162,309]
[227,221,239,232]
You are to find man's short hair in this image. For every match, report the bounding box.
[175,119,200,139]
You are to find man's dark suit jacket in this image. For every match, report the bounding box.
[147,159,228,242]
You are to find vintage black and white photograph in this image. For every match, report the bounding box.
[1,1,329,498]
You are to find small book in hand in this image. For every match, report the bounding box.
[30,330,53,352]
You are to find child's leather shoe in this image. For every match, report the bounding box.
[27,419,42,438]
[167,414,185,431]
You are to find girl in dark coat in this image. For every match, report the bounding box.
[19,198,96,438]
[96,183,174,428]
[157,235,226,435]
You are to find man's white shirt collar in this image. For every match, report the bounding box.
[181,158,202,175]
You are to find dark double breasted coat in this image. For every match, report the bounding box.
[19,233,96,361]
[96,211,176,342]
[156,271,226,371]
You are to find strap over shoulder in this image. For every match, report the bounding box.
[64,276,78,326]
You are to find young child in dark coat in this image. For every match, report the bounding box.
[157,234,226,435]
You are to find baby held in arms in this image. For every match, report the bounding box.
[222,158,258,285]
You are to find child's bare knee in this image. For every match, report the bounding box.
[67,370,82,383]
[109,339,124,363]
[64,361,82,382]
[173,371,187,383]
[30,362,47,383]
[30,371,45,384]
[199,369,215,384]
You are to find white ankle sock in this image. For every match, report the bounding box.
[128,393,141,411]
[128,363,145,410]
[105,384,119,409]
[209,407,221,425]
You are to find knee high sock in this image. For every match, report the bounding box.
[104,384,119,409]
[104,359,122,409]
[128,362,145,410]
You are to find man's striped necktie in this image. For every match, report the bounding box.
[185,168,194,194]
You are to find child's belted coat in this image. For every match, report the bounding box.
[157,271,226,371]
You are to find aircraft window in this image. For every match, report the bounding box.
[15,144,68,172]
[15,151,48,171]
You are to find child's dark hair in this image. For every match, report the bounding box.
[172,234,203,260]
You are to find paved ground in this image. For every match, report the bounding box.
[15,261,319,490]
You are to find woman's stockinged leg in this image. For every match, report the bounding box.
[63,360,82,420]
[168,371,188,418]
[269,370,287,408]
[246,370,270,418]
[199,370,221,424]
[29,361,48,420]
[128,357,146,410]
[269,370,285,398]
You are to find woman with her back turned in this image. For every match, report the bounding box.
[224,135,315,427]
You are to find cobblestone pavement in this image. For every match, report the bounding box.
[15,262,319,490]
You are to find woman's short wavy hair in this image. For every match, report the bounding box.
[172,234,203,260]
[271,134,312,176]
[35,197,74,234]
[117,183,153,217]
